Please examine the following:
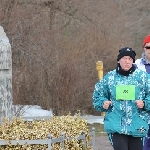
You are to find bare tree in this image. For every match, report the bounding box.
[0,0,150,115]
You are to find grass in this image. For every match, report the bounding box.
[87,123,107,136]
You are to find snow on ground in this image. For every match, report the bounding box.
[21,105,53,117]
[15,105,104,124]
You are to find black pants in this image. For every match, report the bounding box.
[109,133,144,150]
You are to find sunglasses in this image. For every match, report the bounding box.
[145,46,150,49]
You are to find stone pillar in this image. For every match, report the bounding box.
[0,26,13,123]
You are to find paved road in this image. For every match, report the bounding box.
[81,115,104,124]
[23,115,104,124]
[95,136,113,150]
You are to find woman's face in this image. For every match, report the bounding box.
[144,42,150,60]
[119,56,133,71]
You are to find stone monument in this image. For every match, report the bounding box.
[0,26,13,123]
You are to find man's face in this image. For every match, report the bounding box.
[144,42,150,60]
[119,56,133,71]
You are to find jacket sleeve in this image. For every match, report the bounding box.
[143,74,150,111]
[92,75,110,112]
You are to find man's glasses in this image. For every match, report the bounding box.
[145,46,150,49]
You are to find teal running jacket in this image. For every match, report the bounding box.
[92,68,150,137]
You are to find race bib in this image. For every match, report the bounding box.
[116,85,135,100]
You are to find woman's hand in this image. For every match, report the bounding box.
[103,100,112,110]
[135,100,144,109]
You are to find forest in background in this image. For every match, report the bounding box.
[0,0,150,115]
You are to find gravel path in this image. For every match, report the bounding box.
[95,136,113,150]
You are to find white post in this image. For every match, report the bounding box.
[0,26,13,123]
